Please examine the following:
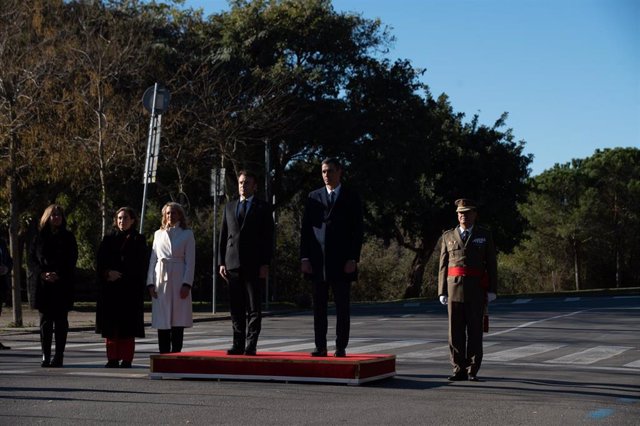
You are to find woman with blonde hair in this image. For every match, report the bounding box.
[146,202,195,353]
[29,204,78,367]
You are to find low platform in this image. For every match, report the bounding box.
[149,350,396,385]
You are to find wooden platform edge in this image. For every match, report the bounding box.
[148,370,396,386]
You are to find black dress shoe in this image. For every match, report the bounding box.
[41,359,51,368]
[310,348,327,357]
[120,361,132,368]
[226,347,245,355]
[50,357,64,368]
[0,342,11,350]
[447,372,468,381]
[334,349,346,357]
[105,360,120,368]
[244,348,257,356]
[468,375,479,382]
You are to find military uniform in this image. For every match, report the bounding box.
[438,200,497,379]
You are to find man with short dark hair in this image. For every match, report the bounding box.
[438,198,497,381]
[300,158,364,357]
[219,170,274,356]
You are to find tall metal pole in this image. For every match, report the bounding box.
[264,139,274,309]
[211,167,224,314]
[140,83,159,233]
[212,191,218,314]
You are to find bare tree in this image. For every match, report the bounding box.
[62,2,156,237]
[0,0,63,325]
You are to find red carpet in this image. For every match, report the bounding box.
[149,350,395,385]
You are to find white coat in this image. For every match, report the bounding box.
[147,226,196,329]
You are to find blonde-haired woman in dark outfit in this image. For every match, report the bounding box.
[29,204,78,368]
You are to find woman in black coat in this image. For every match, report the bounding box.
[29,204,78,368]
[96,207,148,368]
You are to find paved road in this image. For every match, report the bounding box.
[1,295,638,424]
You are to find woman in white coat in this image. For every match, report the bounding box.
[147,202,196,353]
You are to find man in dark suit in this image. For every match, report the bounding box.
[438,198,497,381]
[300,158,364,357]
[219,170,274,356]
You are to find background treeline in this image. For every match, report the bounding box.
[1,0,638,316]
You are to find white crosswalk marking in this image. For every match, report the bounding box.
[9,334,639,371]
[546,345,632,365]
[483,343,566,361]
[270,342,326,352]
[188,338,307,352]
[348,340,429,354]
[270,338,370,353]
[513,299,532,304]
[623,359,640,368]
[126,337,231,353]
[399,341,499,360]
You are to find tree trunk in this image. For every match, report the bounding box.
[573,239,581,291]
[97,101,108,238]
[403,246,432,299]
[8,131,23,326]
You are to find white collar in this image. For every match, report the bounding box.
[326,184,341,196]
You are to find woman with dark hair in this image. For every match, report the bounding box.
[29,204,78,367]
[96,207,149,368]
[147,202,195,353]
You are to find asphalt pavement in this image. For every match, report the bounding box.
[1,294,639,425]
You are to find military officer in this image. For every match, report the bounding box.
[438,198,497,381]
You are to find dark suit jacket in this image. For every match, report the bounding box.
[300,185,364,283]
[218,197,274,278]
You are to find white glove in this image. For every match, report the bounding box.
[439,295,448,305]
[487,292,497,303]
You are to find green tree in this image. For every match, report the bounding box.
[580,148,640,288]
[346,58,532,297]
[507,147,640,292]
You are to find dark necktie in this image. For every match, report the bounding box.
[238,200,247,223]
[328,191,335,208]
[461,230,469,243]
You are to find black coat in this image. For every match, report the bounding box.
[29,228,78,314]
[95,229,149,338]
[218,197,274,278]
[300,186,364,282]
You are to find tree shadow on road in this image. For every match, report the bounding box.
[367,373,640,400]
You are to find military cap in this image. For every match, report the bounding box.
[455,198,477,212]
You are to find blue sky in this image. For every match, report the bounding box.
[183,0,639,176]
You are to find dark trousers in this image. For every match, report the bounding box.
[228,269,262,350]
[312,280,351,350]
[448,301,484,375]
[39,311,69,362]
[158,327,184,353]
